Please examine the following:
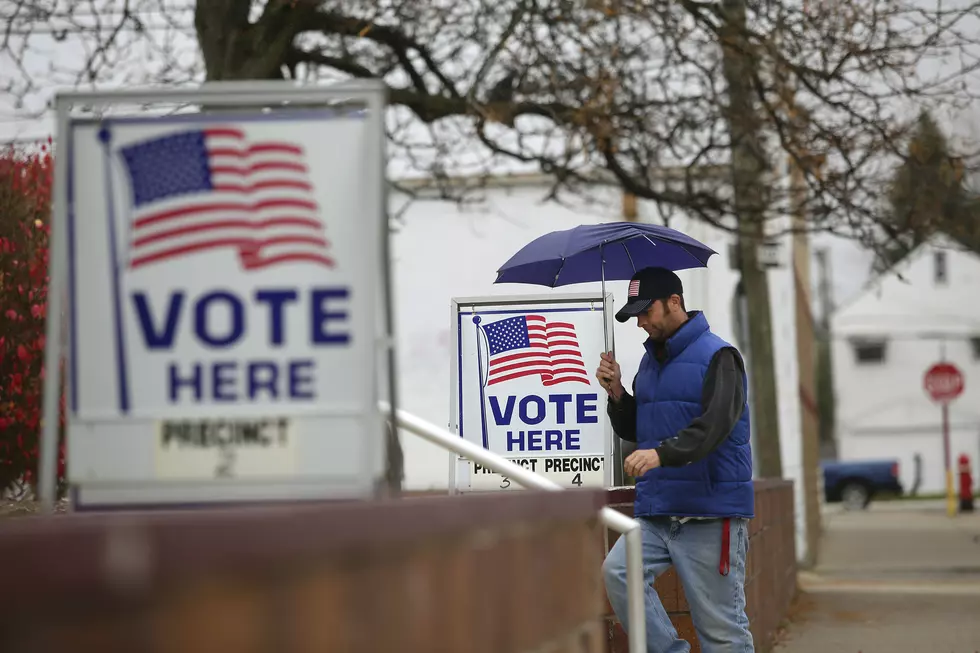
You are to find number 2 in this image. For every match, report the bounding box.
[215,447,236,478]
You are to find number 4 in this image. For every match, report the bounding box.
[571,473,582,487]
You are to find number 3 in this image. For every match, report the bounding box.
[500,476,511,489]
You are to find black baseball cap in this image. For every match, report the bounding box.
[615,267,684,323]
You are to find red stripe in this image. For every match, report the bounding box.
[546,330,577,338]
[241,252,334,269]
[244,235,328,250]
[550,357,586,367]
[525,315,545,322]
[251,143,302,155]
[208,144,303,158]
[546,367,591,378]
[542,376,591,386]
[490,358,551,376]
[548,322,574,329]
[210,162,308,176]
[204,128,246,139]
[489,348,548,366]
[133,217,323,248]
[488,368,552,385]
[131,238,247,268]
[212,179,313,193]
[548,339,580,348]
[134,199,318,229]
[131,236,328,268]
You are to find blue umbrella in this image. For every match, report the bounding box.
[494,222,716,288]
[493,221,716,355]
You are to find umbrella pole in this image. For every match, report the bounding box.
[600,243,624,486]
[601,244,609,352]
[600,242,614,357]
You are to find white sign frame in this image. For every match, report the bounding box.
[38,80,395,510]
[448,292,616,492]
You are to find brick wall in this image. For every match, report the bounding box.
[604,480,797,652]
[0,490,609,653]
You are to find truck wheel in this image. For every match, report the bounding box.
[840,482,870,510]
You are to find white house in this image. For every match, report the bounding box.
[387,175,813,561]
[831,235,980,494]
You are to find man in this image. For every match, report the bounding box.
[598,266,754,653]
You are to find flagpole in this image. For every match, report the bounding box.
[473,316,490,449]
[97,123,130,414]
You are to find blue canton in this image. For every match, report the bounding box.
[119,131,213,207]
[483,316,530,355]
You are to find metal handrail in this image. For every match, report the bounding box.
[382,403,645,653]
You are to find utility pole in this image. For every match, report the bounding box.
[719,0,783,478]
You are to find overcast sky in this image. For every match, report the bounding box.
[3,0,976,307]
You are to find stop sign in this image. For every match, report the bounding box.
[924,362,965,403]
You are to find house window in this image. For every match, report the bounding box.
[851,338,887,364]
[934,251,947,285]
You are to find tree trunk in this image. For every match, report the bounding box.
[719,0,783,478]
[193,1,405,494]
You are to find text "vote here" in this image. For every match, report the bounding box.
[131,288,350,404]
[489,393,598,452]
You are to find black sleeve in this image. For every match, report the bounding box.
[606,375,638,442]
[654,347,746,467]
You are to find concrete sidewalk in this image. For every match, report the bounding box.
[773,501,980,652]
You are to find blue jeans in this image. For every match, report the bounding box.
[602,516,754,653]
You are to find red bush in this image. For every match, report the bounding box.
[0,139,66,496]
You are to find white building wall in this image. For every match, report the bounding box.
[831,237,980,493]
[388,181,810,561]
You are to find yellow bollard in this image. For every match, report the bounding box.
[947,470,957,517]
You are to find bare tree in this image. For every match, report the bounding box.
[4,0,980,482]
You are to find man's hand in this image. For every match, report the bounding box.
[596,352,625,401]
[624,449,661,477]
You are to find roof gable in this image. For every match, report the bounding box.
[830,235,980,337]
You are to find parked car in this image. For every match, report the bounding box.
[821,458,904,510]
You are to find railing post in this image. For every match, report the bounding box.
[600,507,645,653]
[381,402,646,653]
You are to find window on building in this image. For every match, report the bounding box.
[851,338,887,364]
[934,250,948,285]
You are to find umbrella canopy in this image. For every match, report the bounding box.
[494,222,716,287]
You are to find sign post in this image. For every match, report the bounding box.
[449,293,615,492]
[923,361,965,517]
[39,80,394,510]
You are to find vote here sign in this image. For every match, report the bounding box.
[450,294,613,491]
[60,95,388,508]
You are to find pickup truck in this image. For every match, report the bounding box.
[821,458,904,510]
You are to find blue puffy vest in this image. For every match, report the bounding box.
[632,311,755,518]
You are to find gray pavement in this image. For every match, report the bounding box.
[773,500,980,653]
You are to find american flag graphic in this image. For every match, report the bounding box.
[628,279,640,297]
[117,126,333,270]
[483,314,591,387]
